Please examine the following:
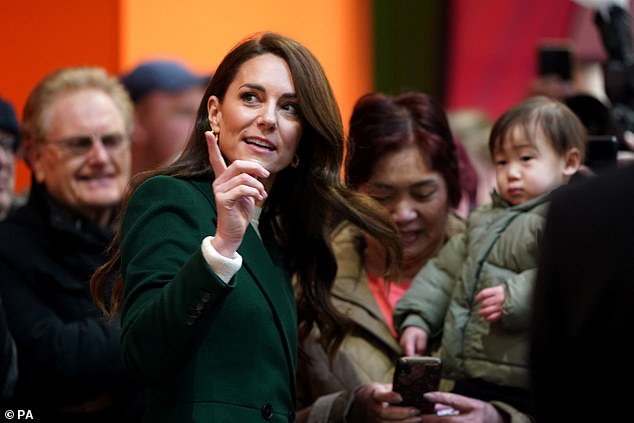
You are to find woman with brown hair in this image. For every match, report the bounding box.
[91,32,400,422]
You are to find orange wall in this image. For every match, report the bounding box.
[1,1,121,196]
[120,0,372,132]
[2,0,373,195]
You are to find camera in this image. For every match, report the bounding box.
[594,4,634,148]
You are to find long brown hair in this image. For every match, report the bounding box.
[90,31,401,357]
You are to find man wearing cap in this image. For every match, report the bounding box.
[0,97,22,220]
[121,59,208,174]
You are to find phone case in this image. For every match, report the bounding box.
[392,356,442,414]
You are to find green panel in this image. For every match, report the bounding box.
[373,0,448,101]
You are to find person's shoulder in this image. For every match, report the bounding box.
[137,174,178,189]
[469,200,495,216]
[134,175,207,197]
[553,165,634,205]
[329,220,364,266]
[0,206,47,262]
[0,200,44,237]
[330,220,361,242]
[129,175,214,215]
[546,165,634,229]
[446,211,466,238]
[464,201,496,228]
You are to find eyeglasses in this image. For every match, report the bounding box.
[47,133,130,157]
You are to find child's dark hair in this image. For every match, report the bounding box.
[489,96,587,160]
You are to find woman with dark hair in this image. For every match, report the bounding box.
[90,32,401,422]
[296,91,466,422]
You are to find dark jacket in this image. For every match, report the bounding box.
[0,182,143,421]
[0,295,17,399]
[119,176,297,423]
[530,164,634,422]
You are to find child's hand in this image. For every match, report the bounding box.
[474,286,505,322]
[399,326,428,356]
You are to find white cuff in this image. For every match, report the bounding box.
[201,236,242,283]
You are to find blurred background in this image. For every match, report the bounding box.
[1,0,620,195]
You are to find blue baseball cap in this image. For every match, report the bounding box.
[120,60,209,103]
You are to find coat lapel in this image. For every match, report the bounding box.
[191,179,297,390]
[239,226,297,360]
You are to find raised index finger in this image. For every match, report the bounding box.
[205,130,227,178]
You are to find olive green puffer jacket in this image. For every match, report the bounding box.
[394,191,549,390]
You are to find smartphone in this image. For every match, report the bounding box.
[538,43,573,81]
[392,356,442,414]
[585,135,618,172]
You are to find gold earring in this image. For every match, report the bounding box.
[291,154,300,168]
[211,128,219,144]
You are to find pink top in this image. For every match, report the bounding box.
[368,274,412,338]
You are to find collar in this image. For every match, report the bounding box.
[27,181,116,244]
[490,189,551,211]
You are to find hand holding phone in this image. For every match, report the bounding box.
[392,356,442,414]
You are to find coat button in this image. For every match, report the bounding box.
[261,403,273,420]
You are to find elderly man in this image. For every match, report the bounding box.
[0,67,143,422]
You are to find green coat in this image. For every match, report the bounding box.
[119,176,297,422]
[394,192,549,390]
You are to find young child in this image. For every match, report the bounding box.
[393,95,586,415]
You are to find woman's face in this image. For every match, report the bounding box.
[358,145,451,275]
[207,53,303,184]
